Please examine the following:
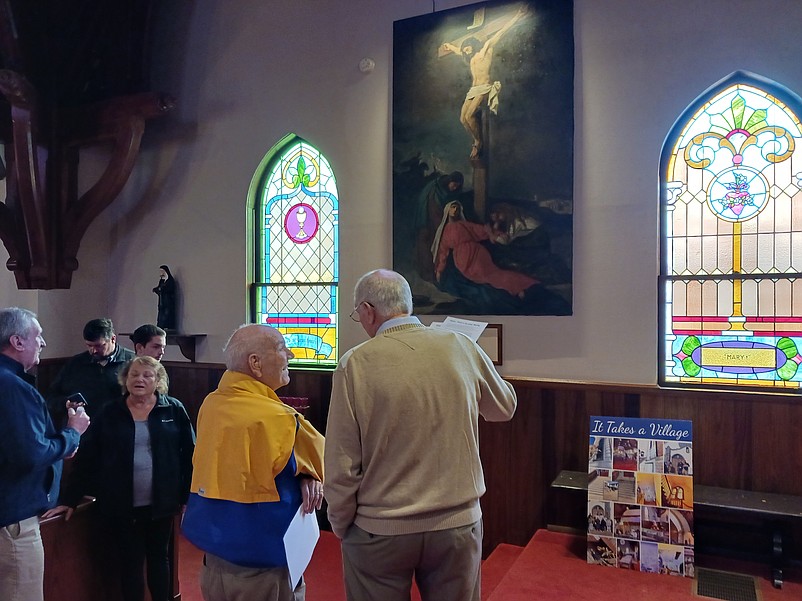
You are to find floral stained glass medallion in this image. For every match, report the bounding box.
[252,137,339,367]
[660,73,802,389]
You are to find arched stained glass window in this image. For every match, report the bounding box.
[660,72,802,389]
[250,135,339,368]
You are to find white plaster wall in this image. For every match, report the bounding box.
[3,0,801,382]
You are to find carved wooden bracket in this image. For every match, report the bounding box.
[0,0,173,289]
[0,70,173,288]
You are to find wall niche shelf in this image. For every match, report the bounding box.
[121,333,206,362]
[167,334,206,362]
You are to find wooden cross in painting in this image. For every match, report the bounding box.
[438,4,529,219]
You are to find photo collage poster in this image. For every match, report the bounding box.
[587,416,694,577]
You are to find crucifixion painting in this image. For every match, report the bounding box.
[439,4,529,160]
[393,0,574,316]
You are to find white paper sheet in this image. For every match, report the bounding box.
[283,505,320,590]
[431,316,488,342]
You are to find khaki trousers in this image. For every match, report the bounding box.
[0,516,45,601]
[341,520,482,601]
[200,552,305,601]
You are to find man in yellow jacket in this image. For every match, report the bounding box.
[182,324,324,601]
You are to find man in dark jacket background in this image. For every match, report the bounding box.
[0,307,91,601]
[48,317,135,422]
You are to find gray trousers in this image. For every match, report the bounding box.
[341,520,482,601]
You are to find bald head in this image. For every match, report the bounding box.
[354,269,413,319]
[224,324,294,390]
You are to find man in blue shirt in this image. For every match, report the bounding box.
[0,307,91,601]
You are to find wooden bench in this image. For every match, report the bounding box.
[551,469,802,588]
[40,497,182,600]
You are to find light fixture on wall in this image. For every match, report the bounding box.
[358,58,375,73]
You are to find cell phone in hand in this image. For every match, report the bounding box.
[66,392,88,409]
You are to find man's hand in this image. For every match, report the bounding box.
[300,477,324,514]
[66,405,91,435]
[41,505,74,521]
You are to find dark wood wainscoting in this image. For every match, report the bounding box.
[35,360,802,561]
[480,380,802,563]
[36,359,331,435]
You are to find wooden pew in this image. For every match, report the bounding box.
[551,469,802,588]
[41,498,118,601]
[40,498,182,601]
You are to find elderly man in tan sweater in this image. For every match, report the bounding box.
[325,269,517,601]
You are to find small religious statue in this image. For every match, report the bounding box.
[153,265,177,331]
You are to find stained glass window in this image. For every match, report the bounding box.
[660,72,802,389]
[251,136,339,368]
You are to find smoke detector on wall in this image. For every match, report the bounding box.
[358,58,375,73]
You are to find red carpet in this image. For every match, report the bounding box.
[178,529,801,601]
[480,543,524,600]
[486,529,802,601]
[178,531,502,601]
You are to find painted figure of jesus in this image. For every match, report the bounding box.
[440,4,529,159]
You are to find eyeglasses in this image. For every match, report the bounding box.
[349,301,373,322]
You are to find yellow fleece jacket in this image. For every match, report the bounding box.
[190,370,324,503]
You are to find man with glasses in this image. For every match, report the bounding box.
[326,269,517,601]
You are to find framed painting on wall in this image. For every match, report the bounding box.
[392,0,574,316]
[478,323,503,365]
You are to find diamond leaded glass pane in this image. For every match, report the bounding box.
[254,138,339,367]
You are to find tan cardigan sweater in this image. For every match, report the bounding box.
[324,322,517,537]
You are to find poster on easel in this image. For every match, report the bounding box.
[587,416,694,577]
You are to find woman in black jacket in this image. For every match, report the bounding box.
[45,356,195,601]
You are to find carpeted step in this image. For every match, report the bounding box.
[486,529,701,601]
[482,543,525,600]
[181,529,800,601]
[485,529,802,601]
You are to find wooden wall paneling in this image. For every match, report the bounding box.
[514,387,546,545]
[162,361,225,427]
[479,382,545,554]
[542,387,578,531]
[749,398,802,495]
[33,362,802,563]
[638,390,752,489]
[276,369,333,434]
[700,396,753,490]
[41,503,121,601]
[542,386,632,534]
[479,418,513,555]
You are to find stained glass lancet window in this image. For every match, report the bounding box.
[251,135,339,368]
[660,72,802,389]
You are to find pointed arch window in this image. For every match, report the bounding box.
[660,72,802,389]
[250,135,339,368]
